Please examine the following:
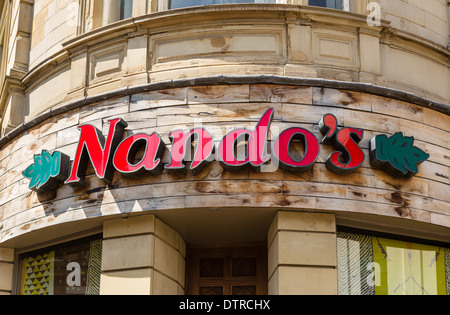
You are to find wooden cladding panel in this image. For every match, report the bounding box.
[0,84,448,244]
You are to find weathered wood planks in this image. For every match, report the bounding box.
[0,84,448,243]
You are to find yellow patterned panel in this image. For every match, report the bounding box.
[373,238,446,295]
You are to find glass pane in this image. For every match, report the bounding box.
[121,0,133,19]
[232,285,257,295]
[232,258,256,277]
[20,237,102,295]
[200,286,223,295]
[309,0,343,9]
[338,232,449,295]
[309,0,326,7]
[373,238,447,295]
[337,232,374,295]
[53,241,91,295]
[170,0,275,10]
[200,259,224,277]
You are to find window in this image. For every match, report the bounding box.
[0,1,9,88]
[18,236,102,295]
[169,0,276,10]
[337,231,450,295]
[309,0,350,11]
[105,0,133,24]
[186,243,268,295]
[91,0,133,29]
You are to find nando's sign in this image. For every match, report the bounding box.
[23,108,430,193]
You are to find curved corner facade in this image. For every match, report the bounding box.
[0,0,449,295]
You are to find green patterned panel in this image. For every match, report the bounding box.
[21,251,55,295]
[86,239,103,295]
[337,232,374,295]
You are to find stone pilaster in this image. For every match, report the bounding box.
[268,211,337,295]
[100,214,186,295]
[0,248,15,295]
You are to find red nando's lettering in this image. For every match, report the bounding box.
[218,108,273,171]
[65,118,127,185]
[22,107,430,193]
[165,128,215,175]
[319,114,365,175]
[113,132,166,177]
[64,108,364,186]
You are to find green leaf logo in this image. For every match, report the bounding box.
[23,150,70,193]
[369,132,430,178]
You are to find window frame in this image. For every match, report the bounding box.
[162,0,286,11]
[338,226,450,249]
[0,0,10,89]
[15,234,103,296]
[81,0,137,33]
[162,0,362,12]
[101,0,133,26]
[309,0,351,11]
[337,226,450,296]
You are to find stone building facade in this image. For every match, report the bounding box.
[0,0,449,295]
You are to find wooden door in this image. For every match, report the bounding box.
[186,242,268,295]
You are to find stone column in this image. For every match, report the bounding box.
[100,214,186,295]
[0,248,14,295]
[268,211,337,295]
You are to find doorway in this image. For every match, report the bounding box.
[186,242,268,295]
